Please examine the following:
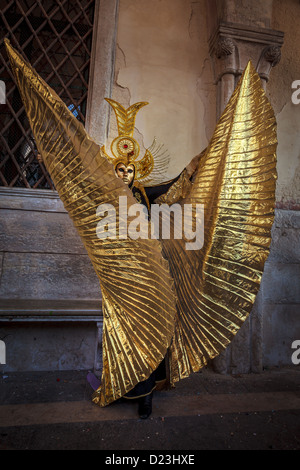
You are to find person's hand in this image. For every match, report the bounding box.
[185,148,207,180]
[185,152,201,178]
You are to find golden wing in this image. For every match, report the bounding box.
[5,39,176,406]
[160,61,277,384]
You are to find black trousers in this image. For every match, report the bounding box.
[124,358,166,399]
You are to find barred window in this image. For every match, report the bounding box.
[0,0,95,189]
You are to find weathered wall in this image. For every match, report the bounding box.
[108,0,216,179]
[268,0,300,207]
[0,188,101,371]
[108,0,300,205]
[216,0,274,28]
[0,188,100,302]
[261,0,300,366]
[262,210,300,366]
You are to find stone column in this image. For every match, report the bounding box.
[207,17,284,374]
[85,0,119,145]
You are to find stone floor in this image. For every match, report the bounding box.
[0,366,299,452]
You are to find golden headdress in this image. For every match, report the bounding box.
[101,98,170,186]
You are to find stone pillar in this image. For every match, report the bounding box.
[206,8,284,374]
[85,0,119,145]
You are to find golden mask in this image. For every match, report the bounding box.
[115,161,135,186]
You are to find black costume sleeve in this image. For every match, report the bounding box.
[144,173,182,205]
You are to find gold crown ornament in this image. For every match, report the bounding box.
[101,98,170,186]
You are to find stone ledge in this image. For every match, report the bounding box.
[0,187,64,213]
[0,299,102,320]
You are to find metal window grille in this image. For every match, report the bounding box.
[0,0,95,189]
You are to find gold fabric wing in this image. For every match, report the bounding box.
[160,61,277,385]
[5,39,177,406]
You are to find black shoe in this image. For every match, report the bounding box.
[138,392,153,419]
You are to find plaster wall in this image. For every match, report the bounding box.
[267,0,300,206]
[216,0,273,28]
[107,0,300,205]
[108,0,216,179]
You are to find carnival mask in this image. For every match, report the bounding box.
[115,162,135,186]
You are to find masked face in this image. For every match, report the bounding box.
[115,163,135,186]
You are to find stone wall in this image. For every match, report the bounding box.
[0,188,101,303]
[212,209,300,374]
[109,0,216,179]
[0,188,102,371]
[268,0,300,208]
[262,209,300,366]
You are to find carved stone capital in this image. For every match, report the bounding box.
[208,21,284,115]
[210,22,284,69]
[215,37,235,59]
[257,45,282,85]
[263,45,281,66]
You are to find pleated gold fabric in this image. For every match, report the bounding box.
[5,39,177,406]
[160,61,277,385]
[5,39,277,404]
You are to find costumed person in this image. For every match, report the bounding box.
[5,39,277,420]
[88,98,185,419]
[110,157,161,420]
